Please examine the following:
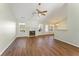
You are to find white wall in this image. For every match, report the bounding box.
[0,4,16,55]
[10,3,64,37]
[55,4,79,47]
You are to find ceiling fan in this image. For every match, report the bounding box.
[29,3,48,20]
[35,3,48,16]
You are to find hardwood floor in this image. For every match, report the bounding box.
[2,35,79,56]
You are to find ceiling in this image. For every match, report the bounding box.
[9,3,66,25]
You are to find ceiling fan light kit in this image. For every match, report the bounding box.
[32,3,48,16]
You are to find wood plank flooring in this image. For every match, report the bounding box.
[2,35,79,56]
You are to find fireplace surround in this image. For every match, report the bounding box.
[29,31,35,36]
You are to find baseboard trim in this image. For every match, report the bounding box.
[55,37,79,48]
[16,34,54,38]
[0,37,16,56]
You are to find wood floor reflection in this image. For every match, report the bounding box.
[2,35,79,56]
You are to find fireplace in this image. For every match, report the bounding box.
[29,31,35,36]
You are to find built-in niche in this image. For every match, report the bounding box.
[49,25,54,32]
[19,23,26,32]
[38,24,54,32]
[38,24,43,32]
[45,25,49,32]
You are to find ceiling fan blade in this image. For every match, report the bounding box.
[36,8,47,16]
[36,9,47,13]
[41,13,46,16]
[39,10,47,14]
[42,11,47,13]
[36,9,40,12]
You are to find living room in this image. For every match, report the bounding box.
[0,3,79,56]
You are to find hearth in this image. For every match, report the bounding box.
[29,31,35,36]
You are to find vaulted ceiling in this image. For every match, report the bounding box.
[9,3,66,25]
